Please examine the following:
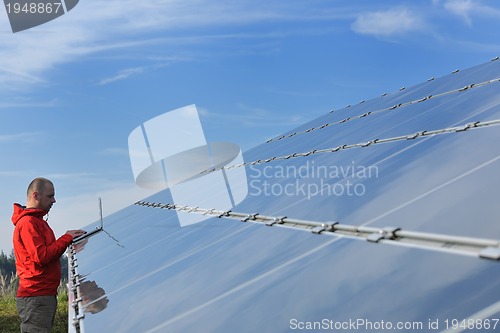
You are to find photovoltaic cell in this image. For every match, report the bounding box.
[68,59,500,333]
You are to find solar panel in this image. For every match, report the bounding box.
[68,58,500,333]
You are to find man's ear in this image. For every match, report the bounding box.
[31,191,40,201]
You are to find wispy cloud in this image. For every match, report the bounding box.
[0,0,344,94]
[0,132,43,143]
[45,172,96,180]
[0,98,59,109]
[201,104,306,127]
[441,0,500,25]
[446,39,500,53]
[99,147,129,156]
[351,7,426,38]
[443,0,476,25]
[97,54,195,85]
[0,171,26,177]
[98,67,145,85]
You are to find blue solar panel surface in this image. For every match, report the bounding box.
[68,59,500,333]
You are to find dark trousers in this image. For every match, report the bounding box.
[16,295,57,333]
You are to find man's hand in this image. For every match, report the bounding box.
[66,229,87,238]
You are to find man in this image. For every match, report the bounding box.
[12,177,86,333]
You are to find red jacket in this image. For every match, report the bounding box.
[12,203,73,297]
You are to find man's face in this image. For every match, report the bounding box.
[36,183,56,212]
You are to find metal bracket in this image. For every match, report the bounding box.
[217,211,231,218]
[266,216,287,226]
[311,222,338,234]
[202,208,215,215]
[361,140,377,147]
[479,247,500,260]
[241,213,259,222]
[187,207,199,213]
[74,313,85,321]
[455,121,480,132]
[458,84,475,92]
[406,131,427,140]
[72,297,83,308]
[367,227,401,243]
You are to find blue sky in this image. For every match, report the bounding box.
[1,0,500,252]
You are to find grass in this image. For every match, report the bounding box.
[0,271,68,333]
[0,296,20,333]
[0,294,68,333]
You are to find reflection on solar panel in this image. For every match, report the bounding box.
[68,58,500,333]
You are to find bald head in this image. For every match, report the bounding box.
[27,178,56,212]
[27,178,53,196]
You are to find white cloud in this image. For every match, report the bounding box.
[0,171,26,177]
[0,0,341,94]
[442,0,500,25]
[98,67,145,85]
[0,98,59,109]
[202,104,306,128]
[0,132,43,143]
[351,7,425,38]
[443,0,476,25]
[99,147,129,156]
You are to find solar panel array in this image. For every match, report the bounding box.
[68,58,500,333]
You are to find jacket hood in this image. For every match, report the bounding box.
[12,203,47,226]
